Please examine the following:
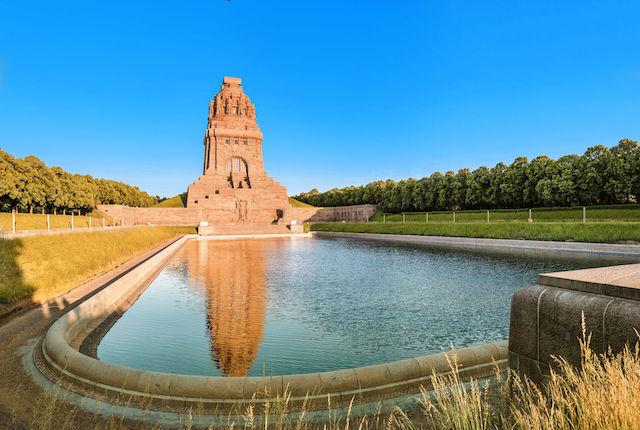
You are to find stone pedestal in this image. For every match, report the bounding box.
[509,263,640,385]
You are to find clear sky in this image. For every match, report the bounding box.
[1,1,639,198]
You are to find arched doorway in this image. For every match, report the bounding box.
[226,157,250,188]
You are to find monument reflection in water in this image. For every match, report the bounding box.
[189,239,268,377]
[98,236,620,377]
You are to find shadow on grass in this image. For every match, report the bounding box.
[0,238,35,305]
[0,238,75,324]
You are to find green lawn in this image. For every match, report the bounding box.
[0,212,113,231]
[311,222,640,244]
[370,204,640,223]
[154,192,188,208]
[0,226,195,304]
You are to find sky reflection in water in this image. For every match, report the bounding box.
[97,237,629,376]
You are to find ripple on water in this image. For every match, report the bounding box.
[97,237,628,376]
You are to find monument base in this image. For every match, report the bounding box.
[197,223,294,236]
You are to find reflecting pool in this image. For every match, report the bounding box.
[97,237,630,376]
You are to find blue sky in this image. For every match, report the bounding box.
[1,1,639,198]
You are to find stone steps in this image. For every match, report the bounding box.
[198,224,293,236]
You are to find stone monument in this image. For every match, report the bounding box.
[186,77,291,225]
[97,77,378,230]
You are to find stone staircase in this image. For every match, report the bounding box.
[198,223,295,236]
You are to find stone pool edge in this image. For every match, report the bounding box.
[33,234,507,413]
[313,231,640,258]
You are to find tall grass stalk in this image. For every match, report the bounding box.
[13,317,640,429]
[508,317,640,430]
[417,348,499,430]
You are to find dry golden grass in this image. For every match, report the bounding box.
[508,320,640,430]
[0,212,113,231]
[17,323,640,429]
[288,197,315,209]
[0,226,194,303]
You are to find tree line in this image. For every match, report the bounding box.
[293,139,640,213]
[0,149,158,214]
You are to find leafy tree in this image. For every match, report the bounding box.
[0,148,158,213]
[293,138,640,212]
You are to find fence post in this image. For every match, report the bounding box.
[47,214,50,232]
[71,213,74,230]
[402,213,405,223]
[453,211,455,224]
[583,207,586,223]
[383,214,386,224]
[89,217,92,230]
[487,210,490,223]
[426,212,428,223]
[12,211,16,232]
[529,208,532,223]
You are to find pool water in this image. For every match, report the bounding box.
[97,236,624,376]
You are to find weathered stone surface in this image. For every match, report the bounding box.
[508,285,543,360]
[184,77,291,225]
[510,262,640,385]
[537,288,607,365]
[537,263,640,300]
[97,203,378,226]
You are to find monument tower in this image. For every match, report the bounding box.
[186,77,291,225]
[98,77,378,228]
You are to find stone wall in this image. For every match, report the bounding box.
[289,204,378,223]
[97,205,200,226]
[96,203,379,226]
[509,263,640,384]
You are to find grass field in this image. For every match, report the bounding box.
[153,192,188,208]
[371,204,640,223]
[0,226,195,304]
[0,212,114,231]
[311,221,640,243]
[288,197,315,208]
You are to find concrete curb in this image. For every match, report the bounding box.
[35,235,507,413]
[313,231,640,258]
